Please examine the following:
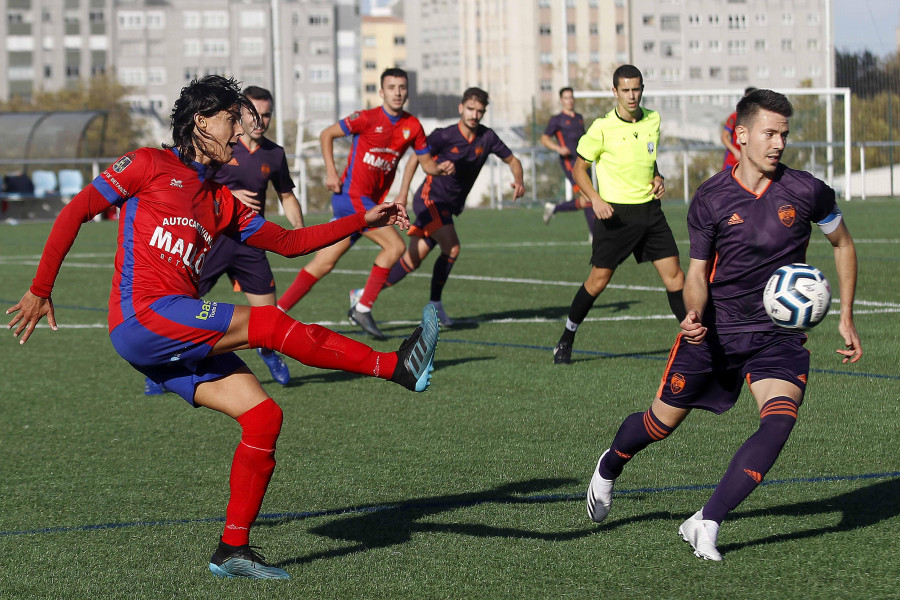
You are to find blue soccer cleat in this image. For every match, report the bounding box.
[391,304,440,392]
[257,348,290,385]
[209,543,290,580]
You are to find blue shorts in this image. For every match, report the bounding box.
[657,330,810,414]
[109,295,246,406]
[198,235,275,296]
[331,192,376,244]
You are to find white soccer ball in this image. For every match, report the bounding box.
[762,263,832,330]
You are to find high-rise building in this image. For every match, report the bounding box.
[359,15,406,109]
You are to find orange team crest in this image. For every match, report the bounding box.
[475,146,484,155]
[778,204,796,227]
[260,163,272,177]
[670,373,686,394]
[402,128,410,140]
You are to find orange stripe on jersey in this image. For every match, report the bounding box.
[709,252,719,283]
[656,334,684,399]
[732,169,773,199]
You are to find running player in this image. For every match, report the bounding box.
[144,85,302,395]
[553,65,686,364]
[585,89,862,562]
[7,75,440,580]
[721,86,758,171]
[276,68,455,339]
[382,87,525,325]
[540,87,593,233]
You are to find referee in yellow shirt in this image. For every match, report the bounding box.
[553,65,686,364]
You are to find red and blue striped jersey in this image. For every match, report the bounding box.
[338,107,429,203]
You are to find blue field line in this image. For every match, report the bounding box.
[2,471,896,539]
[439,337,900,381]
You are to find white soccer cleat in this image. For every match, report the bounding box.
[543,202,556,225]
[678,510,723,562]
[586,449,615,523]
[428,301,455,327]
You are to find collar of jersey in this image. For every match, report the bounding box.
[381,106,403,124]
[170,147,212,182]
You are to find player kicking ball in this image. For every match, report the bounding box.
[7,75,439,580]
[585,89,862,561]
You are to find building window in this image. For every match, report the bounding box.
[660,15,679,31]
[781,39,793,51]
[540,80,553,92]
[689,66,702,79]
[755,39,767,51]
[589,24,598,35]
[240,38,265,57]
[728,40,746,55]
[567,24,575,35]
[203,39,229,56]
[643,41,655,53]
[709,40,720,52]
[642,15,655,26]
[309,13,330,26]
[117,12,144,29]
[183,39,201,57]
[709,67,722,79]
[807,13,820,26]
[309,66,334,83]
[242,10,266,29]
[688,14,700,26]
[363,36,376,47]
[309,40,330,55]
[539,52,552,64]
[708,15,719,25]
[728,14,746,29]
[183,12,200,29]
[689,40,701,52]
[146,11,164,29]
[807,38,820,51]
[203,11,228,29]
[394,36,405,46]
[539,24,551,35]
[783,65,795,77]
[781,13,793,25]
[365,83,377,93]
[364,60,377,69]
[728,66,748,82]
[661,41,680,57]
[756,65,769,78]
[755,13,767,26]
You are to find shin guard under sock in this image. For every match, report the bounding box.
[358,265,390,309]
[222,398,283,547]
[248,305,398,378]
[702,397,799,524]
[599,409,675,479]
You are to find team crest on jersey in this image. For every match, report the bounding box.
[113,154,134,173]
[647,141,655,154]
[778,205,796,227]
[348,112,360,121]
[670,373,685,394]
[402,128,410,140]
[261,163,271,177]
[475,146,484,155]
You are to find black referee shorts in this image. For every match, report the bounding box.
[590,199,679,269]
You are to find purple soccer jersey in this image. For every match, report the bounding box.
[544,111,585,180]
[412,123,513,215]
[215,137,295,219]
[688,164,836,333]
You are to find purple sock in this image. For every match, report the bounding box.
[599,409,674,479]
[702,397,799,524]
[385,256,414,287]
[554,199,578,213]
[430,253,456,302]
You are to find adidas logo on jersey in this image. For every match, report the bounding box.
[727,213,744,225]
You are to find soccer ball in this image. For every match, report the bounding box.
[762,263,832,330]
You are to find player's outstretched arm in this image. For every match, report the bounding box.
[365,202,409,230]
[7,291,57,345]
[826,221,863,363]
[504,155,526,199]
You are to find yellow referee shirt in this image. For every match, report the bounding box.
[576,107,660,205]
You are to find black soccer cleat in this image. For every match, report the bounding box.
[348,305,388,340]
[553,340,573,364]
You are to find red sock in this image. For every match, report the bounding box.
[248,305,398,378]
[358,265,391,309]
[277,269,319,312]
[222,399,283,547]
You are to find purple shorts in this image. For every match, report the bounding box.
[408,199,455,239]
[657,330,810,414]
[109,295,246,406]
[198,235,275,296]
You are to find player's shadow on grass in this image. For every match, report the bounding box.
[471,301,642,324]
[264,477,595,568]
[718,476,900,554]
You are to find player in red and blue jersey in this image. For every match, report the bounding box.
[7,75,441,581]
[277,68,455,339]
[721,86,757,170]
[541,87,594,233]
[585,89,862,561]
[143,86,303,395]
[383,87,525,325]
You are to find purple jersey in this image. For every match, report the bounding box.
[413,123,512,215]
[544,111,585,171]
[215,137,294,219]
[688,164,836,333]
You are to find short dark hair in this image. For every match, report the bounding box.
[243,85,273,103]
[613,64,643,89]
[736,89,794,128]
[559,87,574,97]
[380,67,408,86]
[744,86,758,96]
[461,87,489,107]
[167,75,257,167]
